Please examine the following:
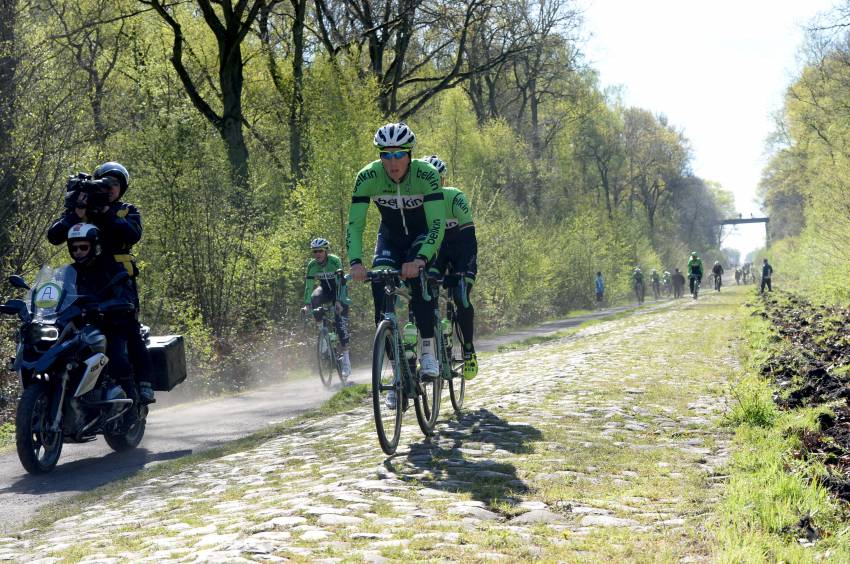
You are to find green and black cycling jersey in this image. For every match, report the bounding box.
[633,271,644,284]
[303,253,349,305]
[441,186,474,242]
[688,258,703,278]
[346,159,446,265]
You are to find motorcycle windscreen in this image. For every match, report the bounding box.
[29,264,80,323]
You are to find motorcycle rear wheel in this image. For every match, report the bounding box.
[104,409,146,452]
[16,382,63,474]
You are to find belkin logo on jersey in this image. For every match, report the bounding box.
[373,195,424,209]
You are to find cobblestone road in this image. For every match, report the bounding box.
[0,293,742,562]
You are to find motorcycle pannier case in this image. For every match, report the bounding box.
[147,335,187,391]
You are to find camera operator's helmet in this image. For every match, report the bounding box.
[93,161,129,197]
[310,238,330,251]
[374,123,416,150]
[67,223,102,266]
[424,155,447,175]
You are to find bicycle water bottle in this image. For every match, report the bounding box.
[441,318,452,337]
[403,322,418,359]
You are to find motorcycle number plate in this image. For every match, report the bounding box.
[34,284,61,308]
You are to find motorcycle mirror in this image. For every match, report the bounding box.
[0,299,28,317]
[8,275,29,290]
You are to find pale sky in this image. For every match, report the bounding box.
[579,0,837,258]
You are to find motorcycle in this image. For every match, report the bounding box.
[1,265,186,474]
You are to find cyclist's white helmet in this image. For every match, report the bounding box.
[374,122,416,149]
[424,155,447,175]
[310,238,330,251]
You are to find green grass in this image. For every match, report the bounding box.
[712,303,850,562]
[0,422,13,450]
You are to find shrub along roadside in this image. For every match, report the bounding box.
[713,299,850,562]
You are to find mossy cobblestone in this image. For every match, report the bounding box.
[0,294,744,562]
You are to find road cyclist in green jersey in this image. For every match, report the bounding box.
[347,122,446,409]
[632,266,645,304]
[650,269,661,299]
[423,155,478,381]
[687,252,704,298]
[301,238,353,377]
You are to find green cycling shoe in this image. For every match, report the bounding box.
[462,352,478,381]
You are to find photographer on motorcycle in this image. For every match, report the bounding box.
[66,223,138,403]
[47,162,154,404]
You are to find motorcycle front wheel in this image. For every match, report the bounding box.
[16,382,63,474]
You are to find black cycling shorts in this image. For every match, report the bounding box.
[432,227,478,280]
[372,224,430,269]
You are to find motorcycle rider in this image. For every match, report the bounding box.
[423,155,479,381]
[301,238,352,378]
[66,223,137,402]
[47,162,155,404]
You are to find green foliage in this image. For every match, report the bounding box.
[0,2,735,405]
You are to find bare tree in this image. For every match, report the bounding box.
[142,0,268,195]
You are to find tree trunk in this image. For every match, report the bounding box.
[289,0,306,185]
[220,39,249,192]
[0,0,18,276]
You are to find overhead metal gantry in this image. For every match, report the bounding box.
[715,216,770,245]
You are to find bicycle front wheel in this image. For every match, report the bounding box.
[317,332,335,388]
[372,320,403,455]
[414,350,442,437]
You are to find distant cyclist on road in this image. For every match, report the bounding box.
[712,261,724,291]
[650,269,661,299]
[735,266,742,285]
[347,123,446,407]
[301,238,352,378]
[632,267,645,304]
[687,252,703,298]
[662,270,672,296]
[423,154,478,381]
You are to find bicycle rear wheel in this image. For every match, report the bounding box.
[372,320,403,455]
[449,322,465,413]
[317,331,335,388]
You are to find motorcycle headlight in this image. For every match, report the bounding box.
[27,324,58,343]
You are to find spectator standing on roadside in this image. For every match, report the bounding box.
[672,268,686,299]
[594,272,604,307]
[760,259,774,294]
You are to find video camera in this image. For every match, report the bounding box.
[64,172,111,212]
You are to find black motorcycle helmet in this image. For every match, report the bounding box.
[67,223,102,267]
[93,161,129,198]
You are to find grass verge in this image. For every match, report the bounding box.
[713,306,850,562]
[0,422,13,451]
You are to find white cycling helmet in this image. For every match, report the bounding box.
[374,122,416,150]
[424,155,447,175]
[310,237,330,251]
